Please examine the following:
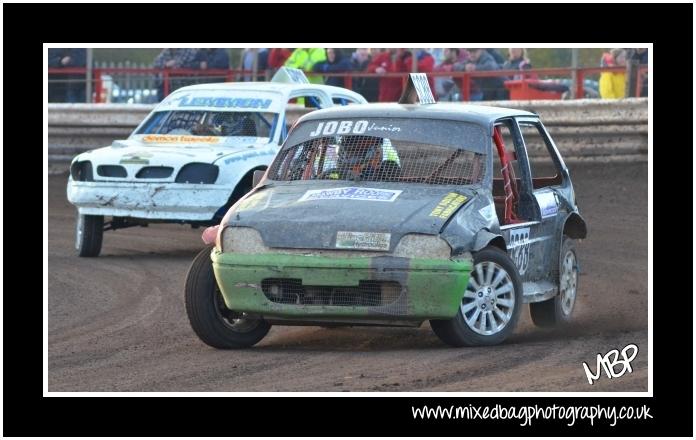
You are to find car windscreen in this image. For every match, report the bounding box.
[268,118,486,185]
[136,110,277,140]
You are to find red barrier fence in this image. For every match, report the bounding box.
[48,65,648,103]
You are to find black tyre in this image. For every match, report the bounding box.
[185,246,271,349]
[530,236,578,327]
[76,213,103,257]
[430,246,523,347]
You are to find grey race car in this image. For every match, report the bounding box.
[184,82,587,348]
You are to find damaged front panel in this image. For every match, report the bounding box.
[211,249,472,321]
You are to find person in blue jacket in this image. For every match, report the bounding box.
[48,48,87,102]
[194,49,230,70]
[312,48,354,88]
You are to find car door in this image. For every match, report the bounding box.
[511,117,568,282]
[492,119,547,282]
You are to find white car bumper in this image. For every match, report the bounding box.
[67,180,231,221]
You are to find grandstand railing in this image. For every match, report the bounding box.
[48,65,648,103]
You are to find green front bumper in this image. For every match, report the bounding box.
[211,250,472,321]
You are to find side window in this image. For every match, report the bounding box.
[518,122,563,189]
[491,122,523,196]
[289,94,325,109]
[284,94,325,140]
[491,121,531,224]
[331,96,360,105]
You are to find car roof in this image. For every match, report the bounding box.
[172,81,359,96]
[297,102,538,126]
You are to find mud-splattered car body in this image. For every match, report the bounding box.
[66,69,366,257]
[193,101,587,347]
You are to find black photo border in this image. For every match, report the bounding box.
[7,1,692,437]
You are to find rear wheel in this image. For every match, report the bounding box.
[530,236,578,327]
[430,246,523,347]
[76,213,103,257]
[185,246,271,349]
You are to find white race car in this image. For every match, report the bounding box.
[67,68,367,256]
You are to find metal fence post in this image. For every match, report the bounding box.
[461,74,470,101]
[625,59,638,97]
[85,48,93,102]
[252,49,258,81]
[575,69,584,99]
[569,48,578,99]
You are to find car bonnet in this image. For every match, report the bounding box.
[224,181,478,252]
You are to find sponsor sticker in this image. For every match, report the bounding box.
[142,135,220,144]
[534,191,559,219]
[119,152,153,165]
[336,231,391,251]
[223,149,277,165]
[478,204,497,222]
[166,94,274,109]
[308,120,403,138]
[430,192,468,219]
[298,187,402,202]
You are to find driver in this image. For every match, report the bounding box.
[331,135,384,180]
[215,112,257,137]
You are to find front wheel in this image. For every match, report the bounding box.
[430,246,523,347]
[76,213,103,257]
[530,236,578,327]
[185,246,271,349]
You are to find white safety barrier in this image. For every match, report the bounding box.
[48,99,647,163]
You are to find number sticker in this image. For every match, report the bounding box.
[508,227,530,275]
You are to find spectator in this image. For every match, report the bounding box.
[429,48,446,65]
[456,48,471,64]
[48,48,87,102]
[631,48,648,97]
[599,48,626,99]
[268,48,292,71]
[502,48,533,80]
[486,49,506,67]
[195,49,230,70]
[367,48,437,102]
[434,48,460,101]
[367,49,403,102]
[257,49,270,80]
[153,48,201,100]
[191,49,230,85]
[351,49,378,102]
[313,48,353,87]
[632,47,648,65]
[284,48,327,84]
[153,48,200,69]
[455,48,508,101]
[399,49,436,94]
[240,48,269,81]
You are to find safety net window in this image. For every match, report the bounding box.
[137,110,276,139]
[268,135,485,185]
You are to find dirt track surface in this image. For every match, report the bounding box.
[48,161,648,392]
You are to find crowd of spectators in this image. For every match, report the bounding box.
[48,48,649,103]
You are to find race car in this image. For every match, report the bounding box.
[67,68,367,257]
[184,74,587,348]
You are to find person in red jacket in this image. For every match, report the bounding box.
[268,48,292,70]
[367,49,403,102]
[368,49,435,102]
[399,49,436,96]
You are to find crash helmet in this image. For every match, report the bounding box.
[337,135,383,169]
